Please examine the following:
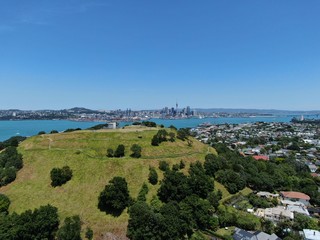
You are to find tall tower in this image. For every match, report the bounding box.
[176,101,178,114]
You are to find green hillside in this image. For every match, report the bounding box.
[0,126,216,238]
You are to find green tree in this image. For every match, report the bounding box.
[114,144,125,158]
[179,195,215,231]
[137,183,149,202]
[130,144,142,158]
[207,190,222,210]
[169,132,176,142]
[56,215,81,240]
[188,161,214,198]
[106,148,114,157]
[151,135,159,146]
[158,170,191,203]
[85,227,93,240]
[159,160,169,172]
[148,167,158,185]
[0,194,10,214]
[98,176,130,216]
[127,201,159,240]
[50,166,73,187]
[0,204,59,240]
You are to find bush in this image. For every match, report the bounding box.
[56,215,81,240]
[137,183,149,202]
[0,146,23,186]
[0,194,10,214]
[50,166,73,187]
[130,144,142,158]
[107,148,114,157]
[151,135,159,146]
[85,227,93,240]
[114,144,125,158]
[38,131,46,135]
[148,167,158,185]
[159,160,169,172]
[141,121,157,127]
[50,130,58,134]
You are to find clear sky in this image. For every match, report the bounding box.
[0,0,319,110]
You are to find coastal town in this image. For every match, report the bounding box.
[193,120,320,240]
[0,107,300,121]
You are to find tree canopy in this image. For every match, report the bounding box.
[98,176,130,216]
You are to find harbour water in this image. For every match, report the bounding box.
[0,115,302,142]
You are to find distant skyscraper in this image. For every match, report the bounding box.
[186,106,191,116]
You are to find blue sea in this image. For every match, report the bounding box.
[0,115,305,142]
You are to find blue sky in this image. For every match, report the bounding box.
[0,0,319,110]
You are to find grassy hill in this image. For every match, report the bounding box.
[0,126,216,239]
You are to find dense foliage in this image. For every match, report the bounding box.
[130,144,142,158]
[98,176,130,216]
[56,215,82,240]
[148,167,158,185]
[0,146,23,186]
[50,166,73,187]
[0,194,10,214]
[205,143,320,204]
[141,121,157,127]
[151,129,170,146]
[0,136,26,150]
[0,204,59,240]
[114,144,125,158]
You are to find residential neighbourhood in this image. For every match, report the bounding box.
[193,121,320,240]
[194,121,320,177]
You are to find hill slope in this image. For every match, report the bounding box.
[0,127,216,239]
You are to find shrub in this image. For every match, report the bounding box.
[148,167,158,185]
[0,194,10,214]
[56,215,81,240]
[50,166,73,187]
[159,160,169,172]
[107,148,114,157]
[130,144,142,158]
[114,144,125,158]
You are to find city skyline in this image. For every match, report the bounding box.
[1,1,320,110]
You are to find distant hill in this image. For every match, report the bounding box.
[0,126,216,239]
[194,108,320,115]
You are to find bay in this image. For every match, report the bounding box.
[0,120,104,141]
[0,115,315,142]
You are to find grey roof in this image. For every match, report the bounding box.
[233,228,281,240]
[255,231,281,240]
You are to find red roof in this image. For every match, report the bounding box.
[253,155,269,161]
[280,191,310,200]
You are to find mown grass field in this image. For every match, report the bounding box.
[0,127,216,239]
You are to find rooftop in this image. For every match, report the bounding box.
[281,191,310,201]
[302,229,320,240]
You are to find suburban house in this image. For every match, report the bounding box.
[233,228,281,240]
[255,207,294,222]
[300,229,320,240]
[280,191,310,206]
[257,191,279,199]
